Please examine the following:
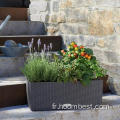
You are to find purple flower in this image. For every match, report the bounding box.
[37,39,41,49]
[31,38,34,44]
[28,42,30,47]
[28,42,32,49]
[43,44,46,52]
[47,45,50,51]
[50,43,53,50]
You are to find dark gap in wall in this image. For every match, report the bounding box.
[0,0,30,8]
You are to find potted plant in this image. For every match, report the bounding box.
[22,41,106,111]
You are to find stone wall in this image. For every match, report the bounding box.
[29,0,120,79]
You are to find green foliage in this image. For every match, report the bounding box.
[23,41,106,85]
[59,42,106,85]
[22,57,59,82]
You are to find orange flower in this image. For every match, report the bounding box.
[71,42,75,46]
[85,54,89,58]
[61,50,64,53]
[80,45,84,49]
[63,52,66,55]
[74,53,78,58]
[88,55,91,60]
[68,54,71,57]
[81,52,85,56]
[73,44,78,48]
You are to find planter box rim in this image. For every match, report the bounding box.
[27,79,101,83]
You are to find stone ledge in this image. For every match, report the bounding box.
[0,57,25,77]
[0,94,120,120]
[0,76,26,86]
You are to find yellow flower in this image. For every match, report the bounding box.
[75,47,78,51]
[71,42,75,46]
[68,45,71,49]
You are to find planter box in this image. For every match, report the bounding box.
[26,80,103,111]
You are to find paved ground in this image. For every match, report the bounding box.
[0,94,120,120]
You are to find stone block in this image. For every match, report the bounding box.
[114,23,120,34]
[95,0,120,7]
[47,26,58,35]
[60,0,73,9]
[64,8,88,23]
[49,14,58,23]
[60,0,95,8]
[60,23,88,35]
[92,48,108,63]
[52,1,59,12]
[103,35,120,54]
[48,12,66,23]
[30,0,47,13]
[101,63,120,76]
[30,12,48,22]
[62,35,96,49]
[112,8,120,23]
[88,10,114,36]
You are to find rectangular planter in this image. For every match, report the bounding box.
[26,80,103,111]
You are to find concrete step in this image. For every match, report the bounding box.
[0,76,27,108]
[0,56,25,77]
[0,94,120,120]
[0,21,46,35]
[0,35,62,51]
[0,8,28,21]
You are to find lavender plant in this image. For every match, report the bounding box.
[27,38,53,60]
[23,38,60,82]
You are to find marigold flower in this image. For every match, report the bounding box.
[73,44,78,48]
[80,45,84,49]
[81,52,85,56]
[63,52,66,55]
[75,47,79,51]
[61,50,64,53]
[85,54,89,58]
[71,42,75,46]
[88,55,91,60]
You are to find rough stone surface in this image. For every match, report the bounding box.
[88,10,114,36]
[108,76,120,95]
[30,0,120,84]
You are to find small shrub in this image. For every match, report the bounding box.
[22,40,106,85]
[22,57,59,82]
[59,41,106,85]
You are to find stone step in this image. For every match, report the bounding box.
[0,94,120,120]
[0,8,28,21]
[0,76,27,108]
[0,21,46,35]
[0,35,62,51]
[0,56,25,77]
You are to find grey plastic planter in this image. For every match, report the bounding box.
[26,80,103,111]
